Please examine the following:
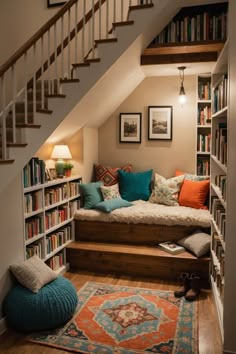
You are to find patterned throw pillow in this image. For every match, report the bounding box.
[94,164,132,186]
[149,173,185,206]
[100,183,121,200]
[175,169,209,181]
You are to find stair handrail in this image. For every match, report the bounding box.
[0,0,77,77]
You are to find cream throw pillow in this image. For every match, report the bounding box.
[10,255,57,293]
[100,183,121,200]
[149,173,184,206]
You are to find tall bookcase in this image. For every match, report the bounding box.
[22,158,82,275]
[210,40,228,337]
[196,74,212,176]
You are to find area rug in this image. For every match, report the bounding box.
[29,281,199,353]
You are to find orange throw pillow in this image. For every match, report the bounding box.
[178,179,210,209]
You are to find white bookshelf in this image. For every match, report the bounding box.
[196,74,212,176]
[210,40,228,339]
[22,159,82,275]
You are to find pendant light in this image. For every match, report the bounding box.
[178,66,187,105]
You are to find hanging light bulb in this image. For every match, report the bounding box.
[178,66,187,105]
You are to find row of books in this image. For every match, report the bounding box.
[212,232,225,277]
[24,191,42,214]
[197,133,211,152]
[23,157,46,188]
[69,182,80,197]
[198,80,211,101]
[26,241,43,259]
[150,12,227,45]
[213,75,228,113]
[46,252,65,271]
[214,124,227,166]
[46,226,72,254]
[211,196,226,241]
[44,184,68,206]
[211,261,224,303]
[197,157,210,176]
[198,105,211,125]
[215,175,227,202]
[25,215,44,240]
[45,206,69,230]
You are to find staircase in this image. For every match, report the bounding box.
[0,0,184,194]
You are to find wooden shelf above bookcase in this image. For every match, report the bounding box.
[141,41,225,65]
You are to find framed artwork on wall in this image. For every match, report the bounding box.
[119,113,142,143]
[47,0,68,8]
[148,106,173,140]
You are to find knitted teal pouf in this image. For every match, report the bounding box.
[4,276,78,332]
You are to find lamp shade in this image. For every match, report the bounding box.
[51,145,72,160]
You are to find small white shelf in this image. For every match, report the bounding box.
[197,124,212,128]
[197,151,210,155]
[211,155,227,173]
[45,217,74,235]
[211,183,227,209]
[44,239,73,261]
[24,208,44,218]
[25,233,44,246]
[211,218,225,251]
[212,106,228,119]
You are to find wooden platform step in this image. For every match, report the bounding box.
[66,241,210,286]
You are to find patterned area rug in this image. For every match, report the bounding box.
[29,282,198,353]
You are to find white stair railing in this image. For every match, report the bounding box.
[0,0,152,161]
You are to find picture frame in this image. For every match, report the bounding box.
[148,106,173,141]
[47,0,68,8]
[49,168,57,179]
[119,113,142,143]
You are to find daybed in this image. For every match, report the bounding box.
[67,166,211,285]
[74,200,211,244]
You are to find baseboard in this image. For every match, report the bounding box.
[0,317,7,335]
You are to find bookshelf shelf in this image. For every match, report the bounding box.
[22,158,82,273]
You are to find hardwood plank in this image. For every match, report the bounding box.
[143,42,224,56]
[66,241,210,286]
[0,271,223,354]
[141,52,218,65]
[75,220,208,244]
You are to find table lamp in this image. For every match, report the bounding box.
[51,144,72,178]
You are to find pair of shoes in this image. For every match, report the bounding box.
[174,273,201,301]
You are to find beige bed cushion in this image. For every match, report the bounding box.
[10,255,58,293]
[74,200,211,227]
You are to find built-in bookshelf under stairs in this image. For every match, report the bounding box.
[66,229,210,286]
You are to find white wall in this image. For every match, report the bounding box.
[98,75,197,178]
[0,173,24,319]
[0,0,59,65]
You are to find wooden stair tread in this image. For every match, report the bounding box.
[45,94,66,98]
[60,78,80,83]
[113,20,134,27]
[85,58,101,63]
[67,241,208,261]
[36,108,53,114]
[0,159,14,164]
[72,63,90,67]
[129,4,154,10]
[7,143,28,147]
[16,123,41,128]
[95,38,117,44]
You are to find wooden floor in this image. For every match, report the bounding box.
[0,270,223,354]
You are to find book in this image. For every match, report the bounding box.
[158,241,185,255]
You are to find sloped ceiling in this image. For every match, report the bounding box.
[47,0,226,142]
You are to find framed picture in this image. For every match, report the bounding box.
[119,113,142,143]
[47,0,68,8]
[49,168,57,179]
[148,106,173,140]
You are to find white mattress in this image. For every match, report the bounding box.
[74,200,211,227]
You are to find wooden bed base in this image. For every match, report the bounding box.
[67,220,210,287]
[74,220,210,244]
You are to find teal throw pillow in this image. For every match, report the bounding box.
[95,198,133,213]
[79,181,103,209]
[118,169,153,201]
